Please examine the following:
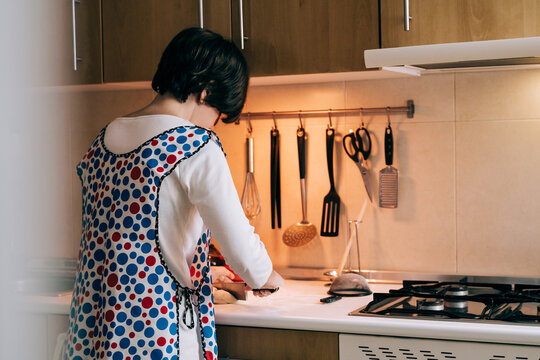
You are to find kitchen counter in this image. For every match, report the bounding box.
[27,280,540,347]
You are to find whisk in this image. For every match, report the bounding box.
[241,118,261,220]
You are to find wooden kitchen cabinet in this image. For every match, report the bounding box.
[380,0,540,48]
[102,0,231,82]
[216,325,339,360]
[231,0,379,76]
[38,0,101,85]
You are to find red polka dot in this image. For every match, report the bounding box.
[146,320,151,325]
[148,289,153,293]
[160,306,167,314]
[115,304,121,311]
[112,232,121,242]
[139,178,144,183]
[116,285,121,291]
[146,256,156,266]
[139,234,145,240]
[156,167,164,172]
[190,267,195,276]
[151,140,158,146]
[107,274,118,287]
[188,133,194,137]
[142,313,147,318]
[97,266,104,275]
[138,271,146,278]
[168,136,174,141]
[202,316,208,324]
[124,243,131,250]
[111,342,117,349]
[116,161,122,170]
[87,149,95,158]
[172,296,176,302]
[157,337,166,346]
[169,339,174,344]
[130,294,135,300]
[95,340,101,350]
[97,237,104,244]
[105,310,115,322]
[129,332,135,339]
[178,151,183,155]
[139,196,146,202]
[75,343,82,351]
[205,350,213,360]
[196,271,200,278]
[166,154,177,164]
[130,203,140,214]
[130,166,141,180]
[141,297,153,309]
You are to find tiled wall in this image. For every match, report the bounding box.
[46,68,540,278]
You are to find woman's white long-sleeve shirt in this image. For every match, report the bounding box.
[103,114,273,359]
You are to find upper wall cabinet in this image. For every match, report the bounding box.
[38,0,101,85]
[381,0,540,48]
[102,0,231,82]
[231,0,379,76]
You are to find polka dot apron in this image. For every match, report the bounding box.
[66,126,221,360]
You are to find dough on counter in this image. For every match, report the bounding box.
[213,287,238,304]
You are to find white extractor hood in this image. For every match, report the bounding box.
[364,37,540,75]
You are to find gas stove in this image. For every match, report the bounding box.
[350,276,540,324]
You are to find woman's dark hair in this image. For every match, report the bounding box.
[152,27,249,123]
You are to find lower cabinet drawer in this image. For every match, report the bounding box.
[216,325,338,360]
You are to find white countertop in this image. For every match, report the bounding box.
[27,280,540,347]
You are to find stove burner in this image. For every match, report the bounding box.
[446,284,469,297]
[444,285,469,309]
[417,298,444,311]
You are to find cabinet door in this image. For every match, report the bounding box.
[38,0,101,85]
[381,0,540,48]
[102,0,231,82]
[231,0,379,76]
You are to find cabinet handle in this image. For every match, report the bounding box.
[239,0,248,49]
[403,0,412,31]
[198,0,204,28]
[71,0,82,70]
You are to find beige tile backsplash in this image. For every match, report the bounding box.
[50,68,540,278]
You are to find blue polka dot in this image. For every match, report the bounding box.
[147,229,155,240]
[82,303,92,314]
[200,304,208,314]
[144,327,154,338]
[141,243,151,253]
[156,318,168,330]
[148,274,158,285]
[114,325,125,336]
[126,264,137,276]
[118,253,128,265]
[119,338,130,349]
[203,325,213,338]
[166,144,177,152]
[169,322,177,335]
[176,135,187,144]
[149,308,159,318]
[141,148,152,158]
[113,351,123,360]
[150,349,163,360]
[147,159,158,168]
[133,320,144,332]
[182,144,191,151]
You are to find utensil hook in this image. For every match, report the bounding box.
[246,113,253,134]
[298,111,304,129]
[327,110,333,129]
[272,111,278,130]
[386,107,391,126]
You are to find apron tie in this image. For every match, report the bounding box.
[182,287,199,329]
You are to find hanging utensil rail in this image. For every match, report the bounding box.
[238,100,414,120]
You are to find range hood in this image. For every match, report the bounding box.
[364,37,540,75]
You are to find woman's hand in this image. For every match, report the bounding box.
[210,266,235,283]
[252,270,284,298]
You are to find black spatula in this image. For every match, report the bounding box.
[321,128,341,236]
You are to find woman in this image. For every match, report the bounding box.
[66,27,283,360]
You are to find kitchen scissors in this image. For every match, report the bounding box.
[343,127,373,202]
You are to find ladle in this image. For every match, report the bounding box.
[320,200,371,303]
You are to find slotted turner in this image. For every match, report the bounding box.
[321,127,340,236]
[379,125,398,208]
